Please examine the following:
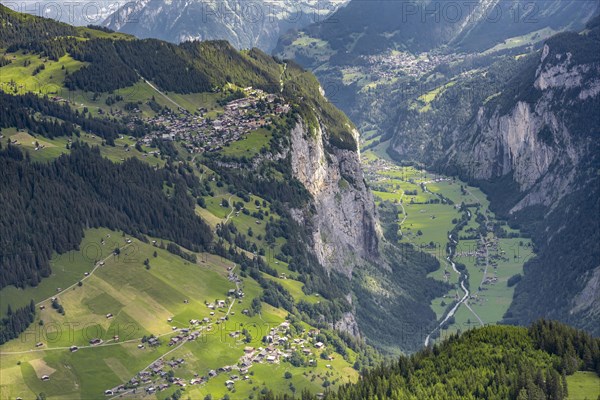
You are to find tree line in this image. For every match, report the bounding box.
[0,142,212,290]
[259,320,600,400]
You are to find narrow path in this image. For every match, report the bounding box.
[397,191,407,237]
[223,195,235,224]
[464,302,484,326]
[141,77,186,111]
[36,243,132,307]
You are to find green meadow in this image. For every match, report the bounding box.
[0,228,357,399]
[566,371,600,399]
[220,128,272,158]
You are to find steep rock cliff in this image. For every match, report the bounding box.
[289,119,379,276]
[445,38,599,215]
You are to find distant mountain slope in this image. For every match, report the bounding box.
[278,0,598,59]
[102,0,348,51]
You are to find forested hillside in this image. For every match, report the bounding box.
[0,143,213,289]
[262,320,600,400]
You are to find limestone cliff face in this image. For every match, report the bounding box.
[289,120,379,276]
[446,42,599,214]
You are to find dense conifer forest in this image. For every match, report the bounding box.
[260,320,600,400]
[0,143,213,290]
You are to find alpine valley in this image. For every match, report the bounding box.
[0,1,599,400]
[277,0,600,337]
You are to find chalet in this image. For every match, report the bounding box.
[244,346,255,353]
[208,370,217,377]
[266,355,276,363]
[315,342,324,349]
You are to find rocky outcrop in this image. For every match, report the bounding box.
[571,266,600,316]
[289,119,380,276]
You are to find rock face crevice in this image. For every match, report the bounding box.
[289,120,380,277]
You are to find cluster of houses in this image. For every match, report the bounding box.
[105,357,189,396]
[134,88,291,154]
[108,320,329,395]
[364,50,465,80]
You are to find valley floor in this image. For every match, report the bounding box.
[362,149,534,344]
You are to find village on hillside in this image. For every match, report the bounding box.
[133,88,291,154]
[364,50,465,80]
